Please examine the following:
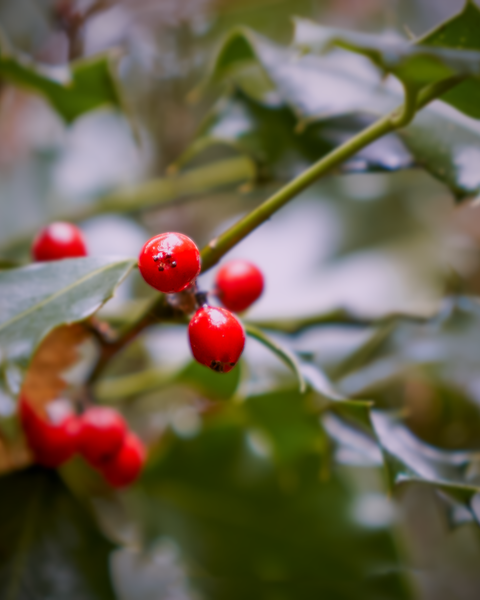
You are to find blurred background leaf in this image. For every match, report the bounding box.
[0,467,116,600]
[134,410,413,600]
[0,36,124,123]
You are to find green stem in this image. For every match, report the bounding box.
[390,84,418,128]
[0,156,255,258]
[87,294,185,384]
[200,75,463,273]
[200,114,393,272]
[89,75,464,379]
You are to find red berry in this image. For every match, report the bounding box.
[138,232,200,293]
[78,407,127,467]
[20,398,80,468]
[188,306,245,373]
[32,222,88,261]
[101,433,146,488]
[215,259,264,312]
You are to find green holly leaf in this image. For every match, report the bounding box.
[412,0,480,120]
[372,411,480,507]
[295,1,480,108]
[198,25,480,202]
[0,257,134,402]
[0,34,124,123]
[176,90,411,180]
[0,467,116,599]
[134,414,413,600]
[398,102,480,201]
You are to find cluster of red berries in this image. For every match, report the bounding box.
[20,398,145,487]
[31,223,264,374]
[138,232,264,373]
[26,224,263,478]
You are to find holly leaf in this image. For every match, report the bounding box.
[407,0,480,120]
[199,25,480,201]
[372,411,480,508]
[0,34,124,123]
[398,101,480,201]
[295,1,480,108]
[0,467,116,599]
[243,388,323,463]
[322,412,383,467]
[134,414,412,600]
[176,90,412,180]
[0,257,134,404]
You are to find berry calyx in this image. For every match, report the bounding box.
[20,398,80,468]
[188,306,245,373]
[78,407,127,467]
[215,259,264,312]
[101,433,146,488]
[32,222,88,262]
[138,232,200,293]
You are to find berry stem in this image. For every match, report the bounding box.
[87,295,185,384]
[199,75,464,273]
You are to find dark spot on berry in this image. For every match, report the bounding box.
[211,360,217,367]
[158,265,164,271]
[166,253,172,259]
[153,255,159,262]
[171,261,177,268]
[230,362,235,367]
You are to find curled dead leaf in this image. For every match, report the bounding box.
[21,323,88,415]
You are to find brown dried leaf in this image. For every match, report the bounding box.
[21,323,88,415]
[0,324,89,476]
[0,437,32,475]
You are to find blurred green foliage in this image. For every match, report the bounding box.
[2,1,480,599]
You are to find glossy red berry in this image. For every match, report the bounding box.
[20,398,80,468]
[188,306,245,373]
[215,259,264,312]
[101,433,146,488]
[78,407,127,467]
[32,222,88,261]
[138,232,200,293]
